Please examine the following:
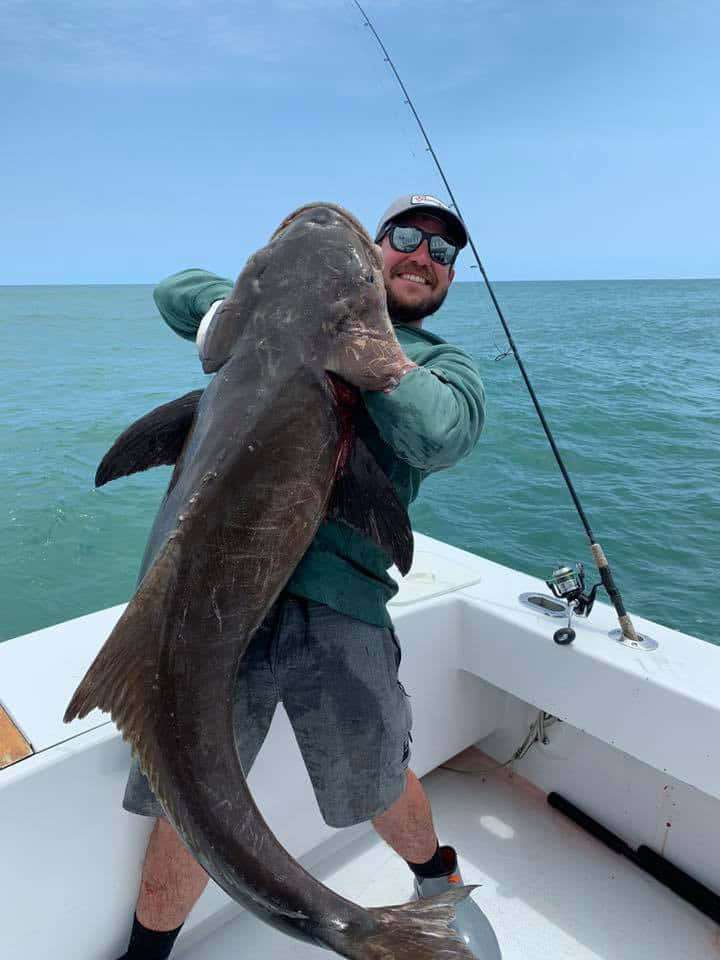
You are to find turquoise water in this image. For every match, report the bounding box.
[2,280,718,644]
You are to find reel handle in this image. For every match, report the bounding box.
[554,627,576,645]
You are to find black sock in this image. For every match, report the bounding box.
[406,843,456,879]
[119,914,184,960]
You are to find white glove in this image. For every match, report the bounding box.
[196,299,225,364]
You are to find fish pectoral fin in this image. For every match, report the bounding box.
[329,438,414,576]
[95,389,203,486]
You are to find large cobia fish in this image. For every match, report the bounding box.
[65,203,481,958]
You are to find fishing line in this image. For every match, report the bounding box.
[345,1,507,367]
[353,0,641,645]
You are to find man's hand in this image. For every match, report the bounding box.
[383,357,417,393]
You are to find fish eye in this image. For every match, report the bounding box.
[364,272,374,284]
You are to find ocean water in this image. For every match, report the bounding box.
[2,280,718,645]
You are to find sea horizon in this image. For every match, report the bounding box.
[2,276,719,288]
[3,278,718,646]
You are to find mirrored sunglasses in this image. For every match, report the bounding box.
[381,224,459,266]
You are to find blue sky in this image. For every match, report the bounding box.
[2,0,718,283]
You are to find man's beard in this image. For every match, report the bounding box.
[386,284,449,325]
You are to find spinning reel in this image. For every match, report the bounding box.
[546,563,601,645]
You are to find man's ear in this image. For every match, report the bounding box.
[449,267,456,284]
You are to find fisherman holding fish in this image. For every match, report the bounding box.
[94,195,498,960]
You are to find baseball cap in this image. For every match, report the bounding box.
[374,194,468,248]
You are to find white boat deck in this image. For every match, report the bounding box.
[182,751,716,960]
[3,535,719,960]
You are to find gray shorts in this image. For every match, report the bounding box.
[122,594,412,828]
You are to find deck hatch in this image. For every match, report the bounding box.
[0,704,34,768]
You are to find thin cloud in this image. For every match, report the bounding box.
[1,0,338,86]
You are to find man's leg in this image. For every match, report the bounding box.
[135,818,208,931]
[280,603,458,881]
[371,768,437,863]
[114,820,208,960]
[280,601,500,959]
[373,771,502,960]
[117,599,286,959]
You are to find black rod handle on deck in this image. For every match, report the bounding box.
[548,792,720,925]
[547,792,633,857]
[636,845,720,925]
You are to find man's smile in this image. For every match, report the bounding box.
[391,266,435,288]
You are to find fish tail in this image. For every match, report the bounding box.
[355,886,482,959]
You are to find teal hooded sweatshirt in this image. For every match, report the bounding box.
[154,269,485,627]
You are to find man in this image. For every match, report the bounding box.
[118,195,498,960]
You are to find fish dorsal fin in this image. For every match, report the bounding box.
[329,438,413,575]
[95,390,203,487]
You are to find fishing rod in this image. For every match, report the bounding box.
[353,0,652,650]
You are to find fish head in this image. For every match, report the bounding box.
[264,203,415,392]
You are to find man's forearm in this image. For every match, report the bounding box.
[363,359,485,472]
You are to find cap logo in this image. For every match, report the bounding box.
[410,194,445,208]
